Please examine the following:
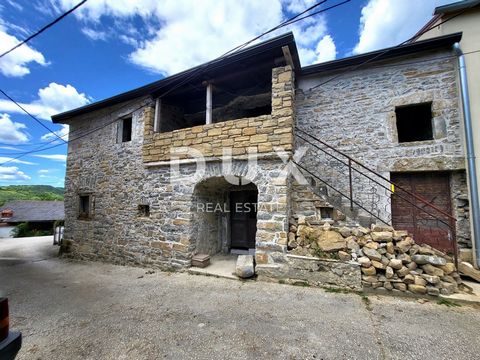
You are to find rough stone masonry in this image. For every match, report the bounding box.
[59,39,471,294]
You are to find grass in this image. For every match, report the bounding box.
[324,287,352,294]
[437,298,461,307]
[0,185,64,206]
[358,293,372,311]
[312,248,340,260]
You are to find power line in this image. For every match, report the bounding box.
[6,47,479,158]
[0,88,67,144]
[0,0,88,59]
[307,4,475,92]
[7,44,478,162]
[37,0,350,140]
[151,0,343,101]
[0,0,355,166]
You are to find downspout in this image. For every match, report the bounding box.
[454,42,480,267]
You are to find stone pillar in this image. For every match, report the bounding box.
[255,65,295,268]
[271,65,295,152]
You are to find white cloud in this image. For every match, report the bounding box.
[353,0,435,54]
[0,146,20,151]
[0,23,47,77]
[81,27,108,41]
[0,83,90,120]
[0,156,36,165]
[315,34,336,63]
[0,166,31,181]
[0,113,29,144]
[280,15,336,66]
[55,0,335,73]
[285,0,317,13]
[41,124,69,142]
[6,1,23,12]
[126,1,284,75]
[33,154,67,162]
[38,169,49,174]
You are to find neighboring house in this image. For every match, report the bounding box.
[413,0,480,267]
[0,201,65,238]
[52,31,473,276]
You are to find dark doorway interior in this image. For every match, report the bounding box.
[230,190,257,250]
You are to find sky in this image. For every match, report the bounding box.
[0,0,454,187]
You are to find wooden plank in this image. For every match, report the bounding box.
[391,172,453,252]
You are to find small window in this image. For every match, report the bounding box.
[121,117,132,142]
[138,204,150,217]
[79,195,91,219]
[320,207,333,219]
[395,103,433,143]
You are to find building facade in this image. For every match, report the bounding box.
[53,32,472,274]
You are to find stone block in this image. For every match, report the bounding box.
[236,255,255,279]
[191,254,210,268]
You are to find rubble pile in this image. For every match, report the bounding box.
[288,218,460,296]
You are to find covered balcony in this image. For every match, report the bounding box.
[142,33,300,163]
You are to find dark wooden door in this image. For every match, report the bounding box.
[391,172,453,252]
[230,190,257,249]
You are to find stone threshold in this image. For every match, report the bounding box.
[188,267,239,281]
[187,254,239,280]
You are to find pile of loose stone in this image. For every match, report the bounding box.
[288,218,460,296]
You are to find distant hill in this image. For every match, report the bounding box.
[0,185,64,206]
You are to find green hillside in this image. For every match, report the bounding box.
[0,185,64,206]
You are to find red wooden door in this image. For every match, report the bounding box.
[391,172,453,252]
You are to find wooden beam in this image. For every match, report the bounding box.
[205,83,212,124]
[154,98,161,132]
[282,46,295,69]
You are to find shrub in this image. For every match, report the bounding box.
[13,222,52,238]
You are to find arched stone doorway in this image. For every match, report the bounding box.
[192,176,258,256]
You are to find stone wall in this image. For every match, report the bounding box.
[142,66,295,162]
[451,171,471,248]
[256,254,362,290]
[295,49,471,247]
[61,66,295,269]
[262,218,461,295]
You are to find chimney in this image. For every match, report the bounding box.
[1,209,13,219]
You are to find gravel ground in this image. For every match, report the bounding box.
[1,237,480,360]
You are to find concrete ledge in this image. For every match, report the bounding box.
[144,151,290,167]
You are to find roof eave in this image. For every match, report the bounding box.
[301,32,462,76]
[434,0,480,15]
[52,32,300,123]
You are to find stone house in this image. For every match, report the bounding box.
[0,200,64,238]
[52,31,473,281]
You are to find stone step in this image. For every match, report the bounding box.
[459,262,480,283]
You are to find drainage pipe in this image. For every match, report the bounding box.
[454,42,480,267]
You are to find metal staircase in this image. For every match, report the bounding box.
[294,127,458,259]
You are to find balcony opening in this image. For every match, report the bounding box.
[155,66,273,133]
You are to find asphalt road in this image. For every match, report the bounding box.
[1,236,479,360]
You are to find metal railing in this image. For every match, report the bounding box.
[294,127,458,263]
